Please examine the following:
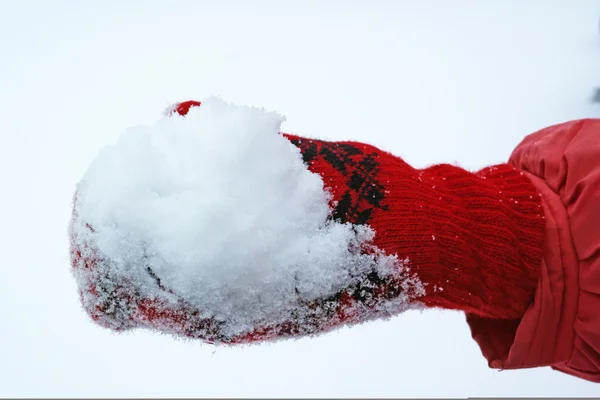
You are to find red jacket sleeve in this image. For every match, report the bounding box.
[466,119,600,383]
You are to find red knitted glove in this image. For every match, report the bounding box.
[70,100,546,345]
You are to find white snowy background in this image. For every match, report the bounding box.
[1,0,599,397]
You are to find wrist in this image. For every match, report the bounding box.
[395,162,546,318]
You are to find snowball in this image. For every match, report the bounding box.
[70,97,423,341]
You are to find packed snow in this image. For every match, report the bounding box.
[69,97,424,340]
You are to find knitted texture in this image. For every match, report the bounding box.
[282,134,546,319]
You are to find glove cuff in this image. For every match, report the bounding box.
[398,162,546,318]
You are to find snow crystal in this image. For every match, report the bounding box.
[69,97,423,342]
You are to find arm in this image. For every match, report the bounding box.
[70,99,545,345]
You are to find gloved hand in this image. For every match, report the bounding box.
[70,100,545,345]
